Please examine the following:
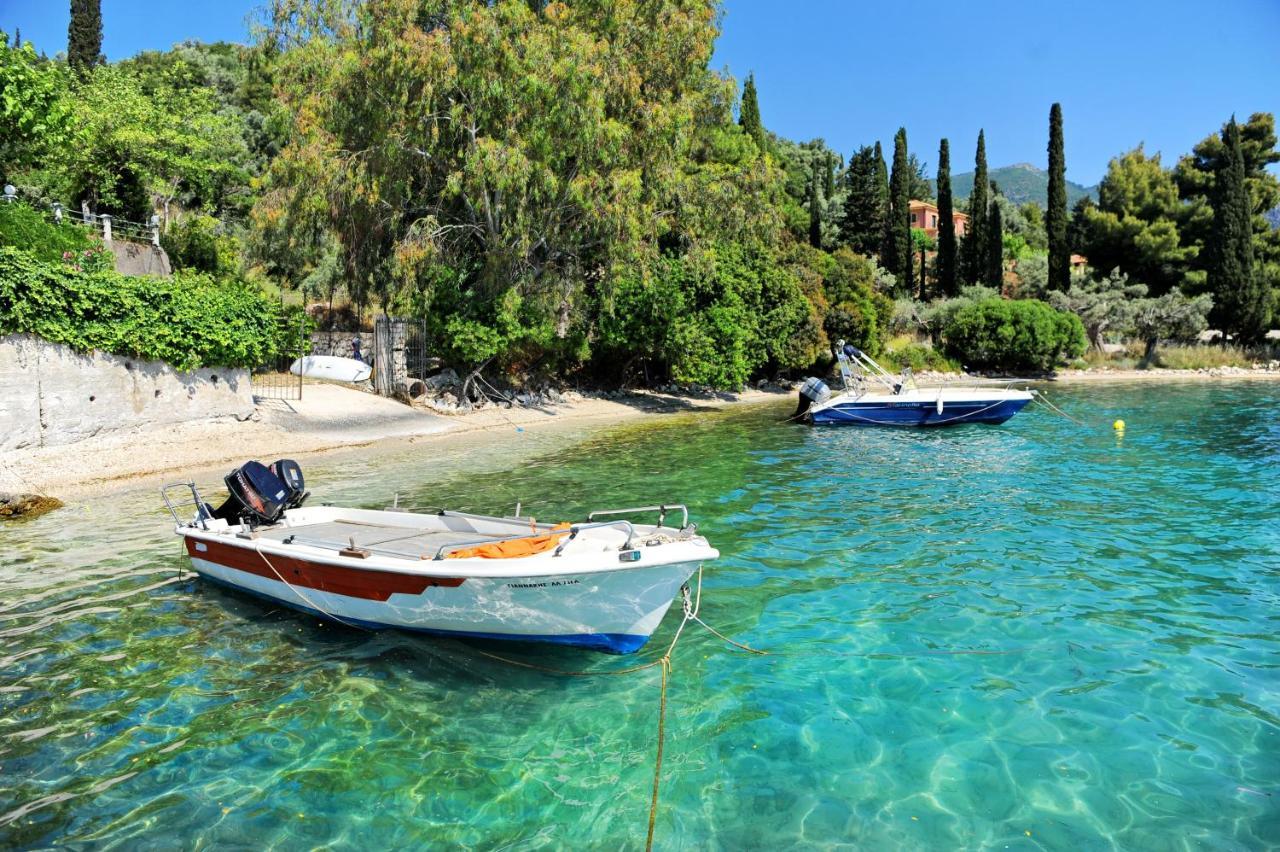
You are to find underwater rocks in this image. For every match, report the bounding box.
[0,491,63,520]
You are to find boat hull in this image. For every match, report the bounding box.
[810,391,1032,427]
[186,541,701,654]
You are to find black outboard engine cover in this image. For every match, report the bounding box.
[269,459,308,509]
[793,377,830,419]
[212,460,290,527]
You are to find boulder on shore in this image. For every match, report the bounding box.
[0,492,63,520]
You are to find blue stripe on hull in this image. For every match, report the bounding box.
[811,397,1031,427]
[195,572,650,654]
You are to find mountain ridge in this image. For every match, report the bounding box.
[944,163,1096,208]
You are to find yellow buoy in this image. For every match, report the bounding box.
[1113,419,1126,431]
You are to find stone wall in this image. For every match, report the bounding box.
[0,335,253,453]
[309,330,375,360]
[110,239,172,277]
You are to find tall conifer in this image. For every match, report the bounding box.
[1208,117,1269,341]
[1046,103,1069,291]
[68,0,103,75]
[808,157,823,248]
[874,141,889,227]
[839,146,883,254]
[987,185,1004,288]
[739,74,765,152]
[936,138,958,297]
[882,128,912,292]
[960,130,990,284]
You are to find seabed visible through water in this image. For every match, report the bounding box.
[1,380,1277,848]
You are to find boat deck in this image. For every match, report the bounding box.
[259,519,504,560]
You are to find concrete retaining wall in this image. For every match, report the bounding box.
[0,335,253,453]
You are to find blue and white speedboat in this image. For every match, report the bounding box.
[795,343,1033,427]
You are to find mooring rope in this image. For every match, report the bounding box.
[253,542,372,632]
[1031,390,1091,428]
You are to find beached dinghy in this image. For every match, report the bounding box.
[794,342,1033,427]
[288,355,372,383]
[162,462,717,653]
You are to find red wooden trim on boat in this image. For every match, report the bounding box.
[184,536,465,600]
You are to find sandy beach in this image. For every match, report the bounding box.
[0,382,792,501]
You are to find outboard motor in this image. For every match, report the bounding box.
[210,460,291,528]
[793,376,830,420]
[269,459,309,510]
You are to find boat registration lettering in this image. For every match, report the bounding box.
[507,579,581,589]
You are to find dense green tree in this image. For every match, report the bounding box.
[882,127,911,293]
[0,34,70,175]
[1176,112,1280,312]
[935,138,957,297]
[1066,196,1093,253]
[739,73,765,153]
[960,130,990,284]
[874,141,889,223]
[986,182,1004,288]
[51,64,248,220]
[906,153,932,203]
[1019,202,1047,251]
[1206,118,1269,341]
[1047,102,1069,291]
[1133,291,1213,360]
[1079,146,1192,295]
[823,151,835,198]
[838,145,883,254]
[67,0,103,76]
[1047,266,1148,350]
[808,157,822,248]
[911,227,935,299]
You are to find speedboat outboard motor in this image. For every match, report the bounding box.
[269,459,308,509]
[793,377,830,419]
[209,460,291,528]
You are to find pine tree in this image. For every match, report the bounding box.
[838,146,883,254]
[1208,117,1269,342]
[882,128,912,293]
[987,184,1004,288]
[1047,103,1070,291]
[739,74,765,152]
[68,0,103,75]
[936,138,958,297]
[808,156,823,248]
[960,130,990,284]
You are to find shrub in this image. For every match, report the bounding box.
[0,246,279,369]
[881,342,960,373]
[941,297,1086,373]
[161,213,240,275]
[0,201,93,263]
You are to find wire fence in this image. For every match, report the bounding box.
[3,192,160,245]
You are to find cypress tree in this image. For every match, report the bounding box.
[739,74,765,152]
[838,146,883,255]
[1207,117,1268,342]
[68,0,103,75]
[874,140,889,226]
[808,156,823,248]
[1046,103,1069,291]
[986,185,1004,288]
[936,138,958,297]
[960,130,989,284]
[823,151,835,199]
[882,128,912,293]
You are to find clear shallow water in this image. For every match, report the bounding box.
[2,382,1278,849]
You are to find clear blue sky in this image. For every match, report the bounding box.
[7,0,1279,185]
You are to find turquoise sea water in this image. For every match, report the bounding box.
[1,381,1277,849]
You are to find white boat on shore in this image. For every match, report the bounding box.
[288,355,372,383]
[162,462,717,653]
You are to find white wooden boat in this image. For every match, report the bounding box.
[288,355,372,383]
[162,462,717,653]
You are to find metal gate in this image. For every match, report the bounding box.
[252,312,307,401]
[372,317,428,396]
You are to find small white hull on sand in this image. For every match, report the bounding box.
[288,355,372,383]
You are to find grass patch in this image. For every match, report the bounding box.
[1067,343,1278,371]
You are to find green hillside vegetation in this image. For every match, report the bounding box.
[950,163,1095,207]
